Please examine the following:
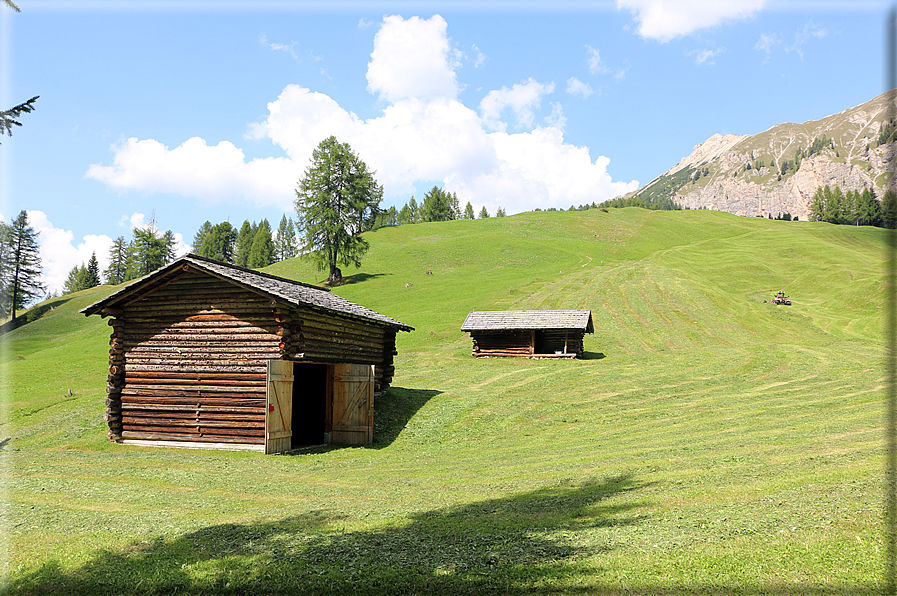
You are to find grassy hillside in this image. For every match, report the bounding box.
[1,208,887,594]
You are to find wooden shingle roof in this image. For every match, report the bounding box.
[461,310,593,333]
[81,254,413,331]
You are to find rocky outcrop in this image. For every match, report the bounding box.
[633,90,897,219]
[674,149,894,220]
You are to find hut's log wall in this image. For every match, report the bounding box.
[283,306,395,393]
[470,330,533,357]
[470,329,585,358]
[108,272,280,444]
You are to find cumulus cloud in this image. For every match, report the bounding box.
[366,14,461,102]
[566,77,594,99]
[87,137,299,210]
[27,210,115,295]
[25,211,191,295]
[479,78,556,132]
[617,0,767,42]
[87,14,638,216]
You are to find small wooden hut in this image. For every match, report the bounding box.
[461,310,593,358]
[81,254,413,453]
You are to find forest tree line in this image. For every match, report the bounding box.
[807,185,897,228]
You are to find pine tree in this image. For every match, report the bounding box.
[0,210,46,322]
[193,221,212,253]
[104,236,129,285]
[479,206,490,219]
[463,202,475,220]
[496,207,506,217]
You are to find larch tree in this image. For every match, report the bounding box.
[235,220,256,267]
[463,202,475,220]
[295,136,383,284]
[1,210,45,323]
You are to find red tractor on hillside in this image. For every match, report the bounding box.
[772,290,791,306]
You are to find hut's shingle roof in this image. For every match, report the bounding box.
[80,254,413,331]
[461,310,593,333]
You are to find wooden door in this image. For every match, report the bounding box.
[332,363,375,445]
[266,359,294,454]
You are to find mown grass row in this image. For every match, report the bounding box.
[1,208,887,594]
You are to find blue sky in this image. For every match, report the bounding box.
[0,0,890,293]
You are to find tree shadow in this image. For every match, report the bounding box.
[0,296,73,334]
[372,387,442,448]
[581,351,606,360]
[6,474,648,595]
[5,472,880,595]
[325,272,391,287]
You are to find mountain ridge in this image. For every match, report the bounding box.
[629,90,897,220]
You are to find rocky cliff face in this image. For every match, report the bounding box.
[632,90,897,219]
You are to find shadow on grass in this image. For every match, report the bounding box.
[581,351,606,360]
[325,272,391,287]
[7,474,648,596]
[372,386,442,448]
[7,473,878,595]
[0,296,73,335]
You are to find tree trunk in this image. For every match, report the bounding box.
[328,265,342,284]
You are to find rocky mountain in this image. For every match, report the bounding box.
[629,90,897,220]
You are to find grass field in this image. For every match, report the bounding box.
[0,207,888,594]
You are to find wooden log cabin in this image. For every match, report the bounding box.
[81,254,413,453]
[461,310,593,358]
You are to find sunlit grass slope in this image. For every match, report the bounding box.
[2,208,887,594]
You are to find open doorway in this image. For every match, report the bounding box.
[292,363,329,448]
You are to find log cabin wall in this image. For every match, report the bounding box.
[283,306,396,394]
[471,330,534,357]
[109,271,282,447]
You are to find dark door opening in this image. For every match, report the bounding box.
[534,331,545,355]
[292,363,328,447]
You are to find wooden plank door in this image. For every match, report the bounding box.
[331,363,375,445]
[266,359,294,454]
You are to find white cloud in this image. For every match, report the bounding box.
[27,210,114,295]
[617,0,767,42]
[259,33,298,60]
[479,78,556,132]
[787,22,827,60]
[586,45,610,75]
[366,14,461,103]
[566,77,594,99]
[25,211,191,295]
[472,44,486,68]
[755,32,782,62]
[690,47,725,65]
[87,137,299,210]
[87,14,638,216]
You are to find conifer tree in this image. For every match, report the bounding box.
[248,219,275,268]
[0,210,45,322]
[479,206,490,219]
[275,214,298,262]
[104,236,129,285]
[463,202,475,219]
[235,220,255,267]
[295,136,383,283]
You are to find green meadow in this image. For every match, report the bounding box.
[0,207,888,594]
